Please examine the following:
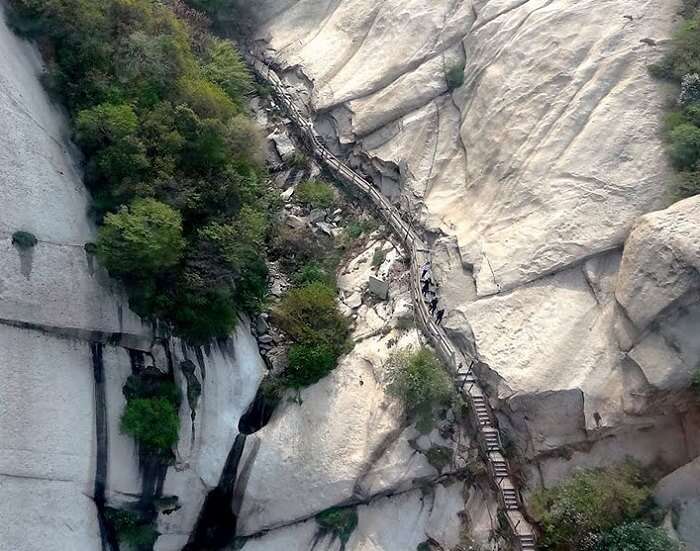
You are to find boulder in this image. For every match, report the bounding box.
[368,276,389,300]
[617,196,700,330]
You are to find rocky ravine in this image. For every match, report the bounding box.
[239,0,700,546]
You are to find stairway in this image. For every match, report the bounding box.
[243,51,538,551]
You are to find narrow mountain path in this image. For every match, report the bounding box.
[243,52,537,551]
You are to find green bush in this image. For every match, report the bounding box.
[97,198,185,279]
[371,247,387,267]
[315,507,358,545]
[285,343,338,388]
[669,122,700,170]
[343,218,377,241]
[273,282,350,354]
[596,521,679,551]
[384,347,454,432]
[692,367,700,394]
[121,397,180,451]
[425,445,453,472]
[12,230,37,249]
[289,151,309,170]
[446,63,465,90]
[296,180,336,209]
[532,462,652,550]
[673,170,700,199]
[292,262,334,287]
[105,508,158,549]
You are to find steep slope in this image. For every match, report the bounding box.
[0,9,264,550]
[239,0,700,518]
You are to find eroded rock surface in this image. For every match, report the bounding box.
[240,0,700,515]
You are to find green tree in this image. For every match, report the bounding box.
[75,103,139,150]
[202,38,254,104]
[97,198,185,278]
[384,347,454,432]
[120,397,180,450]
[296,180,336,208]
[273,282,350,354]
[669,123,700,170]
[285,343,337,388]
[597,522,679,551]
[532,463,652,550]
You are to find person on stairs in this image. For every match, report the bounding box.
[435,308,445,325]
[429,297,439,315]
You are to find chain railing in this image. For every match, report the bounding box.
[245,51,537,551]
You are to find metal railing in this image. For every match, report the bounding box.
[245,52,537,551]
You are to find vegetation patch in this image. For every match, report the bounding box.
[692,367,700,394]
[446,62,465,90]
[105,508,158,550]
[532,462,668,550]
[425,445,453,472]
[8,0,275,342]
[371,247,387,268]
[272,281,350,388]
[384,347,455,432]
[121,373,181,453]
[649,6,700,199]
[315,506,358,545]
[597,521,679,551]
[295,179,336,209]
[12,230,37,249]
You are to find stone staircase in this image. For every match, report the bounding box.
[243,51,538,551]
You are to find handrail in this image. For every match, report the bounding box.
[245,51,537,550]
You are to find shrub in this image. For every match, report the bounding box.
[201,38,254,105]
[371,247,387,267]
[12,230,37,249]
[596,521,679,551]
[270,224,336,274]
[532,462,652,550]
[97,198,184,279]
[673,170,700,199]
[669,122,700,170]
[285,343,338,388]
[121,397,180,451]
[105,508,158,549]
[296,180,336,209]
[292,262,334,287]
[692,367,700,394]
[343,218,377,241]
[384,347,454,432]
[425,445,453,472]
[446,63,465,90]
[316,507,358,545]
[273,282,350,354]
[289,151,309,170]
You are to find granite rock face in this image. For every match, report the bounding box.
[240,0,700,533]
[0,10,264,551]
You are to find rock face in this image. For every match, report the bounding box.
[235,239,476,539]
[235,481,496,551]
[0,10,264,551]
[241,0,700,541]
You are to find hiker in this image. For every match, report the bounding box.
[429,297,439,315]
[435,308,445,325]
[421,278,432,295]
[421,261,430,280]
